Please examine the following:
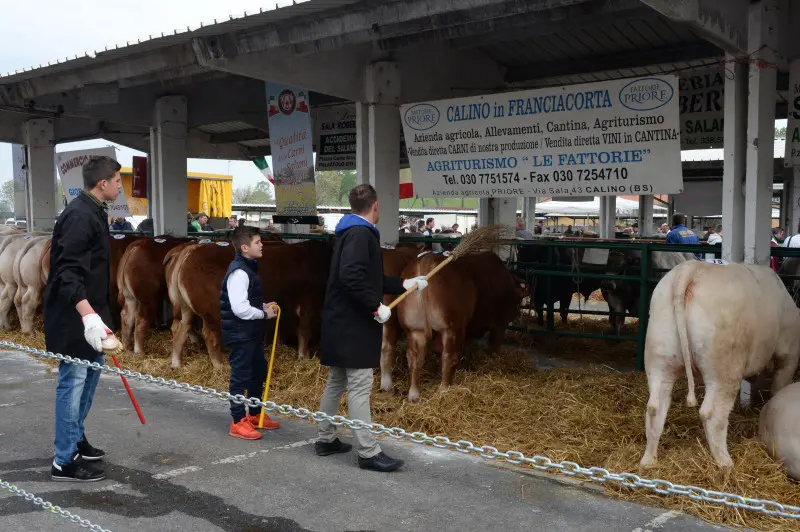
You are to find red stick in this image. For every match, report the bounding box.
[109,353,146,425]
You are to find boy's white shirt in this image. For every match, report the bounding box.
[226,269,265,320]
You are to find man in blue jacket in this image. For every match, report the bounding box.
[666,213,701,258]
[315,184,428,472]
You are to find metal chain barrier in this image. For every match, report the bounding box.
[0,477,112,532]
[3,340,800,521]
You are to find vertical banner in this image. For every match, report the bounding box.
[786,59,800,167]
[399,75,682,199]
[11,144,27,222]
[314,106,356,171]
[267,82,318,224]
[55,147,132,218]
[678,67,724,150]
[131,155,148,198]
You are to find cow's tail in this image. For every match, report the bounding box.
[671,263,697,407]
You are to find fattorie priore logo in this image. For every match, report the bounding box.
[618,77,674,111]
[404,103,440,131]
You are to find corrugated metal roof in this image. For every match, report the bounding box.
[196,121,253,134]
[0,0,361,80]
[240,138,271,148]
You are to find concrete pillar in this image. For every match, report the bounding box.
[638,195,654,237]
[365,62,401,244]
[148,130,158,220]
[11,144,28,223]
[722,54,748,262]
[477,198,490,227]
[153,96,188,237]
[523,197,537,232]
[743,1,779,265]
[599,196,616,238]
[23,119,56,232]
[355,102,370,186]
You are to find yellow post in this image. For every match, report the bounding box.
[258,305,281,429]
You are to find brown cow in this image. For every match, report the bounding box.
[108,234,146,330]
[118,236,195,354]
[379,246,424,393]
[396,251,527,402]
[170,239,330,369]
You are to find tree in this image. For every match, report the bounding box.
[232,180,274,204]
[776,126,787,139]
[0,180,13,213]
[315,170,356,206]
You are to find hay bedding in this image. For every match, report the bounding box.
[3,312,800,531]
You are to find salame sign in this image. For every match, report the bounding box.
[399,76,682,199]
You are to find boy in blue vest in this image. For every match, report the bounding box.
[220,225,280,440]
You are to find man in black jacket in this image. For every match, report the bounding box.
[315,184,428,472]
[46,156,123,483]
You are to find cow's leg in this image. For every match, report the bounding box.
[488,324,505,353]
[440,328,464,390]
[121,292,137,350]
[133,302,155,355]
[406,330,429,403]
[170,307,193,369]
[13,286,24,328]
[0,283,17,329]
[201,319,225,370]
[19,286,39,335]
[559,292,571,324]
[380,321,397,393]
[699,382,737,469]
[640,373,676,468]
[770,352,799,396]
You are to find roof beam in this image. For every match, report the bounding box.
[505,40,722,82]
[639,0,748,56]
[206,128,268,144]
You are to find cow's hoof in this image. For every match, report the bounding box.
[715,457,734,470]
[170,361,181,369]
[407,391,421,403]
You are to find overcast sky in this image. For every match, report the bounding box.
[0,0,285,189]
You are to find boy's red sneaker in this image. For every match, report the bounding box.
[246,413,280,430]
[229,418,262,440]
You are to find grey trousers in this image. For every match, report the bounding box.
[317,367,381,459]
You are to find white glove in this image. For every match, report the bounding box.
[82,313,110,353]
[403,276,429,293]
[374,303,391,324]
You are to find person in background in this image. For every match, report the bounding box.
[515,216,535,240]
[666,213,700,258]
[451,223,462,235]
[238,217,246,228]
[190,213,210,232]
[109,217,133,232]
[315,184,427,472]
[771,227,786,273]
[658,223,670,235]
[46,156,123,482]
[137,218,154,235]
[705,224,722,260]
[534,220,545,235]
[228,216,238,230]
[416,220,425,233]
[422,218,435,236]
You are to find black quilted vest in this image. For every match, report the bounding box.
[220,254,265,346]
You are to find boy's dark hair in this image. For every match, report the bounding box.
[349,184,378,214]
[232,225,260,251]
[672,213,686,227]
[83,156,121,189]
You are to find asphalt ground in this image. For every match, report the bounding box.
[0,350,737,532]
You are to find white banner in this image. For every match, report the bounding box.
[786,59,800,167]
[678,67,724,150]
[314,106,356,171]
[400,75,682,199]
[55,147,131,218]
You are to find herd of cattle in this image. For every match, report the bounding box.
[2,225,800,475]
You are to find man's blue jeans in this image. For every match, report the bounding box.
[54,356,103,465]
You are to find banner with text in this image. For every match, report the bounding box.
[786,60,800,167]
[267,82,318,224]
[399,76,682,199]
[56,147,131,218]
[678,67,724,150]
[312,104,411,171]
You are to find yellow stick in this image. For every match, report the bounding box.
[387,254,454,310]
[258,305,281,429]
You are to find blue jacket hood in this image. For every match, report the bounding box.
[335,214,380,238]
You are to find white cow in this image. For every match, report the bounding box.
[13,235,51,333]
[759,381,800,480]
[0,234,33,328]
[640,261,800,469]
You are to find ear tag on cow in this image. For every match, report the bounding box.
[705,258,729,266]
[215,241,230,247]
[380,244,395,250]
[154,238,167,244]
[198,239,212,245]
[113,234,126,240]
[417,250,432,258]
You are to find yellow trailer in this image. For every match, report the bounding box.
[119,168,233,219]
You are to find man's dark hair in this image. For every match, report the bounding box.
[426,217,434,225]
[416,220,425,229]
[773,226,784,237]
[232,225,260,251]
[349,184,378,214]
[672,213,686,227]
[83,156,121,190]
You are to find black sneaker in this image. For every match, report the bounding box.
[315,438,353,457]
[77,437,105,461]
[51,453,106,482]
[358,451,404,472]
